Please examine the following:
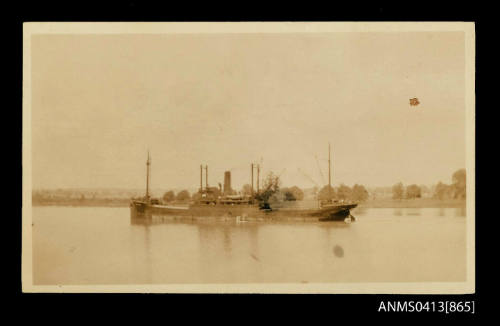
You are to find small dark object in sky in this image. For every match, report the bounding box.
[333,245,344,258]
[409,98,420,106]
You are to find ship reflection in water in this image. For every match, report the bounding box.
[32,206,466,285]
[130,214,352,284]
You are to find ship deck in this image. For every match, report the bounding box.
[131,200,357,221]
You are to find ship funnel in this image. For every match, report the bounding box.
[224,171,232,195]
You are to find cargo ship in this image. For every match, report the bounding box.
[130,146,357,222]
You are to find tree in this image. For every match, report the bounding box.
[176,190,191,201]
[255,172,281,203]
[406,184,421,199]
[191,192,202,201]
[288,186,304,201]
[318,185,335,201]
[241,184,253,196]
[263,172,280,193]
[163,190,175,202]
[452,169,466,199]
[419,184,430,198]
[281,186,303,201]
[336,184,352,200]
[282,188,297,201]
[392,182,404,200]
[434,182,451,200]
[351,184,369,202]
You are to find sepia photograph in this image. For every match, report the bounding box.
[22,22,475,293]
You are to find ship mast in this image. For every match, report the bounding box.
[146,151,151,201]
[251,163,254,197]
[328,143,331,199]
[200,165,203,191]
[205,165,208,189]
[258,157,263,193]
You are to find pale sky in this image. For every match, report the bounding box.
[31,32,465,191]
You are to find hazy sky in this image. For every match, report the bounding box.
[31,32,465,191]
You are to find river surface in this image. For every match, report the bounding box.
[32,206,467,285]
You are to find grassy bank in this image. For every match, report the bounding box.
[32,199,192,208]
[32,198,466,209]
[32,199,130,207]
[359,198,466,208]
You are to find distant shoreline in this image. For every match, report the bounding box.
[32,200,130,208]
[32,198,466,209]
[358,198,466,208]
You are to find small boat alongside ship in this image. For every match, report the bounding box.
[130,145,357,223]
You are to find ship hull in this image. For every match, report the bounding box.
[130,201,357,222]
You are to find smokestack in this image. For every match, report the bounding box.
[200,164,203,191]
[224,171,232,195]
[205,165,208,189]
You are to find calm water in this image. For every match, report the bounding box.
[32,206,466,285]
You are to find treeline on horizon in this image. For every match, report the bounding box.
[158,183,370,203]
[160,168,466,203]
[32,168,466,205]
[391,169,466,200]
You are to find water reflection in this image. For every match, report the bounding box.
[129,221,154,283]
[124,208,467,283]
[131,217,352,264]
[192,221,265,282]
[222,227,232,257]
[32,206,467,284]
[455,206,466,217]
[196,222,244,256]
[354,207,367,215]
[143,224,153,283]
[248,225,260,263]
[250,253,260,262]
[406,208,421,216]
